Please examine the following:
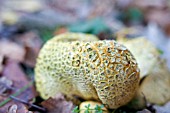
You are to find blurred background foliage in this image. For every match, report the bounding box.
[0,0,169,68]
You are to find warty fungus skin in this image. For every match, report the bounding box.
[35,33,140,109]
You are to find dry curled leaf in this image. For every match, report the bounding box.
[146,9,170,36]
[2,0,42,13]
[128,59,170,109]
[139,60,170,105]
[14,31,42,67]
[132,0,167,10]
[137,109,151,113]
[0,101,31,113]
[7,104,32,113]
[0,59,36,112]
[54,27,68,35]
[0,40,25,62]
[41,93,74,113]
[7,104,17,113]
[0,10,19,25]
[0,77,13,95]
[153,101,170,113]
[2,59,36,100]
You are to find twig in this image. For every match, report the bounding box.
[10,95,46,111]
[0,81,33,107]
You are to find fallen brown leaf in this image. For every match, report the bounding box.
[0,10,19,25]
[0,40,25,62]
[128,59,170,110]
[54,27,68,35]
[0,100,32,113]
[2,0,42,13]
[139,60,170,105]
[137,109,151,113]
[41,93,74,113]
[7,104,31,113]
[8,104,17,113]
[0,59,36,112]
[154,101,170,113]
[0,77,13,95]
[133,0,167,10]
[146,9,170,36]
[14,31,42,67]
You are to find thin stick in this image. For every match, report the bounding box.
[10,96,46,111]
[0,81,33,107]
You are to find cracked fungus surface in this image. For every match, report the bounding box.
[35,33,140,109]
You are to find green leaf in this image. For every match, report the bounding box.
[85,104,91,109]
[94,105,104,113]
[68,18,109,35]
[84,110,90,113]
[72,106,80,113]
[39,28,55,42]
[157,49,164,55]
[117,8,143,23]
[84,104,91,113]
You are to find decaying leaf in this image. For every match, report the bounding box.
[0,40,25,62]
[2,59,36,100]
[139,60,170,105]
[118,37,160,78]
[0,77,13,95]
[54,27,68,35]
[2,0,43,13]
[153,101,170,113]
[146,9,170,36]
[0,100,32,113]
[132,0,167,10]
[41,93,74,113]
[128,59,170,109]
[7,104,17,113]
[120,37,170,109]
[14,31,42,67]
[0,10,19,25]
[0,59,36,112]
[7,103,32,113]
[136,109,151,113]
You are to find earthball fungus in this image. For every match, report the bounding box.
[35,33,140,109]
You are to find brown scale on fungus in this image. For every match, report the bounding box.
[35,32,140,109]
